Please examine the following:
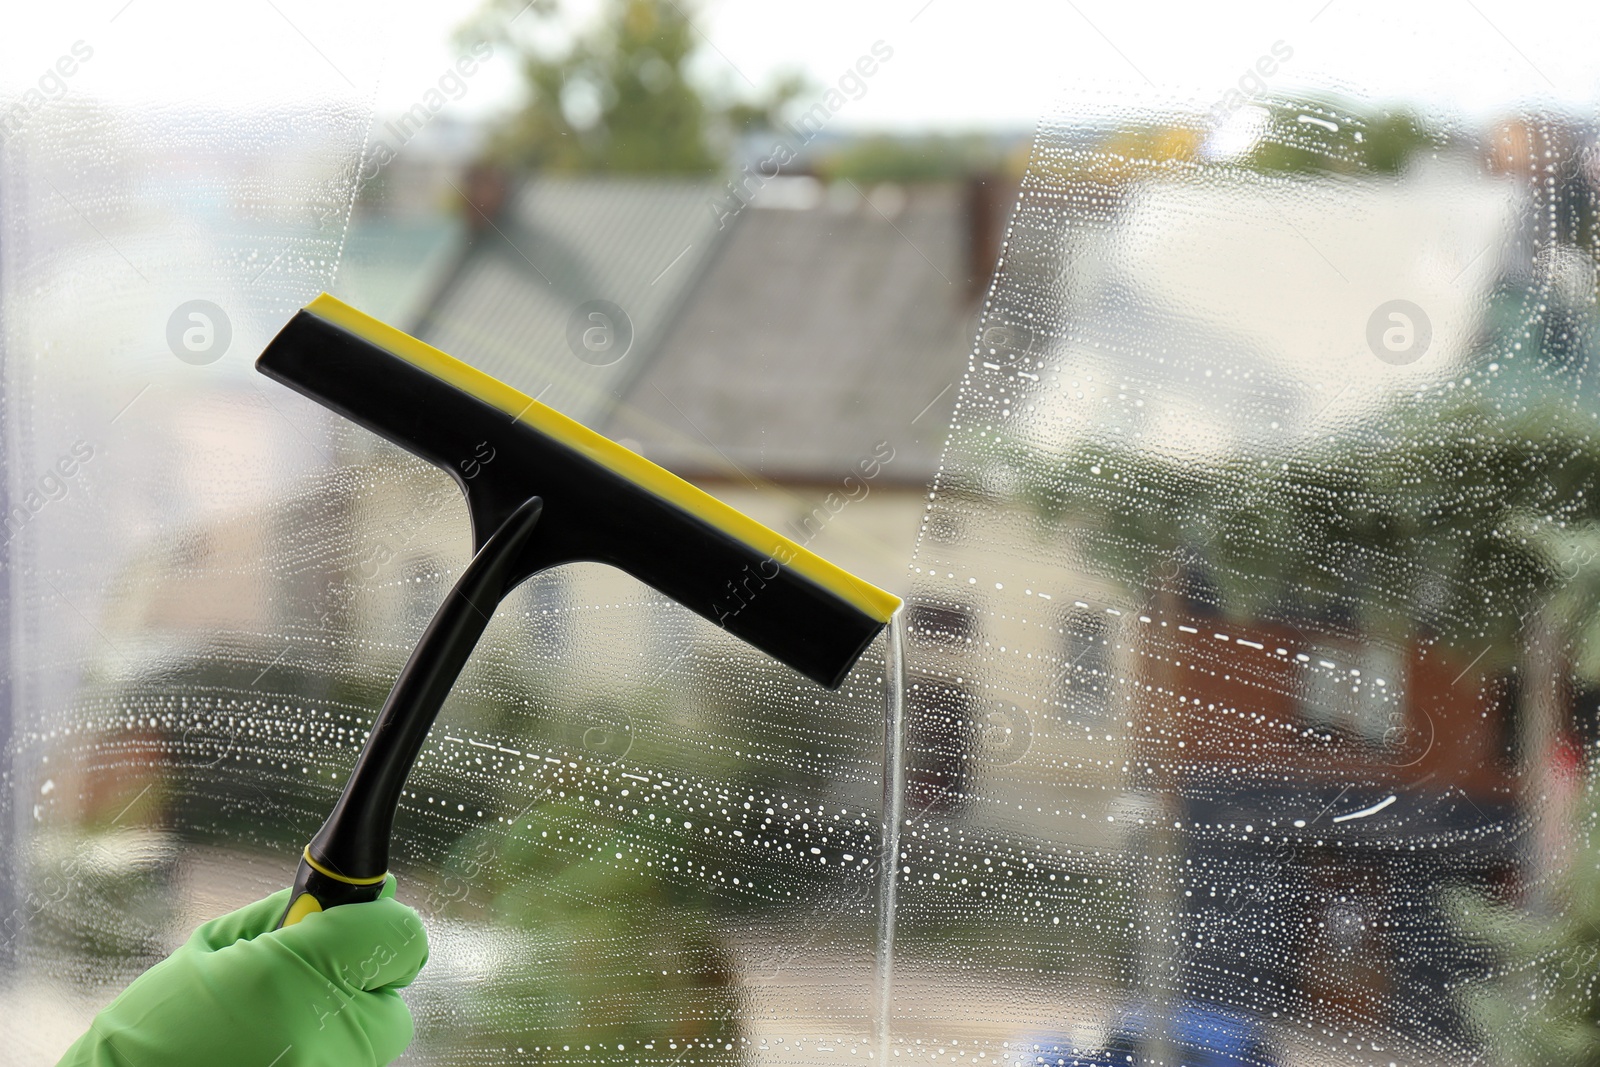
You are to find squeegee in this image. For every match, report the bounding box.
[256,294,900,927]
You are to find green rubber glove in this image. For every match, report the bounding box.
[56,877,428,1067]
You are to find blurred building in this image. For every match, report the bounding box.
[333,167,1019,607]
[314,166,1014,803]
[89,116,1600,1053]
[71,154,1022,899]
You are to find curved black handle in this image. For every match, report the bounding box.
[277,496,545,928]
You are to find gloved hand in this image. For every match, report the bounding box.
[57,877,428,1067]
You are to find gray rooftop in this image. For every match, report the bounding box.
[351,174,992,485]
[605,182,981,485]
[409,177,727,427]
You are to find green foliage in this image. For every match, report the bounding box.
[1454,776,1600,1066]
[813,132,1024,183]
[1025,96,1444,194]
[1242,96,1441,177]
[464,0,800,174]
[422,815,746,1063]
[997,387,1600,670]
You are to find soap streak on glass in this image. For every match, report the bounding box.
[875,610,908,1062]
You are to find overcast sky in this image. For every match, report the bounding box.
[2,0,1596,131]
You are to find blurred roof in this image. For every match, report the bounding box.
[409,176,727,426]
[338,216,465,326]
[347,173,995,486]
[606,180,980,486]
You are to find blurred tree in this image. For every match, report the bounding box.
[1244,97,1439,176]
[996,385,1600,670]
[422,807,747,1064]
[813,132,1028,183]
[1027,97,1445,193]
[463,0,801,174]
[1454,771,1600,1066]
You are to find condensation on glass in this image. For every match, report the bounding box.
[3,9,1599,1067]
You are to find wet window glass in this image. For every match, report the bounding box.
[5,5,1600,1067]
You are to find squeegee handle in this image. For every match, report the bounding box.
[276,496,545,928]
